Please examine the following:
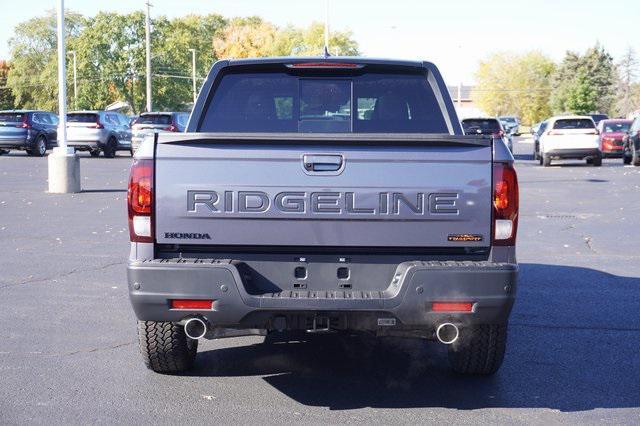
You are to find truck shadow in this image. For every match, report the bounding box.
[193,263,640,412]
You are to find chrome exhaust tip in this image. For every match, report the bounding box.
[436,322,459,345]
[184,317,208,340]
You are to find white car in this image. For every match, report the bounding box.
[538,115,602,167]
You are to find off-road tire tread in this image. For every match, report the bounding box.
[137,321,197,374]
[448,324,507,375]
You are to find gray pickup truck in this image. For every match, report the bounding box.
[127,57,519,376]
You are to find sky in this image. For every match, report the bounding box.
[1,0,639,85]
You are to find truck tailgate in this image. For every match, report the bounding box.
[154,133,492,248]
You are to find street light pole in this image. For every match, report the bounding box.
[145,0,152,112]
[49,0,80,194]
[69,50,77,110]
[189,49,197,104]
[324,0,330,56]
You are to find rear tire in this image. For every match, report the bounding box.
[592,155,602,167]
[89,149,100,157]
[137,321,198,374]
[448,324,507,375]
[30,135,47,157]
[542,153,551,167]
[103,138,117,158]
[623,153,632,165]
[633,149,640,167]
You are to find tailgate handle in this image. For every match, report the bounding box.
[303,154,343,172]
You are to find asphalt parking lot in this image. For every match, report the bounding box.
[1,137,639,424]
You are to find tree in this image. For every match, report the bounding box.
[615,47,639,117]
[273,22,359,56]
[0,60,15,109]
[6,10,86,111]
[551,45,617,115]
[213,17,278,59]
[472,52,555,125]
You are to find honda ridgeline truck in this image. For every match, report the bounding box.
[127,57,519,375]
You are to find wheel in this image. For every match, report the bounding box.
[533,143,540,161]
[592,155,602,167]
[103,138,117,158]
[0,149,8,155]
[89,149,100,157]
[137,321,198,374]
[633,149,640,167]
[448,324,507,375]
[542,153,551,167]
[130,148,134,157]
[30,135,47,157]
[623,152,632,165]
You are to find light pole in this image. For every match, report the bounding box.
[323,0,330,56]
[68,50,77,110]
[145,0,152,112]
[189,48,197,104]
[49,0,80,194]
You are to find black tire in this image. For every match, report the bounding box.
[542,153,551,167]
[533,143,540,161]
[103,138,117,158]
[89,149,100,157]
[623,153,632,165]
[0,149,8,155]
[137,321,198,374]
[130,148,134,157]
[448,324,507,375]
[633,149,640,167]
[592,155,602,167]
[30,135,47,157]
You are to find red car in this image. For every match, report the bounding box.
[597,119,633,158]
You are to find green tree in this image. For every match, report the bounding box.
[472,51,555,125]
[551,45,617,115]
[273,22,359,56]
[6,10,86,111]
[0,60,15,109]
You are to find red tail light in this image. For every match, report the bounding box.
[493,162,519,246]
[87,119,104,129]
[128,159,153,243]
[287,62,362,69]
[16,115,31,129]
[163,123,178,132]
[432,302,474,312]
[170,299,214,310]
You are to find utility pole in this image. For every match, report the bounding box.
[323,0,330,56]
[69,50,77,110]
[145,0,152,112]
[189,48,197,104]
[49,0,80,194]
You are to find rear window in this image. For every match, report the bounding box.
[553,119,595,130]
[68,113,98,123]
[603,122,631,133]
[461,119,501,135]
[0,113,25,123]
[200,70,449,133]
[137,114,172,125]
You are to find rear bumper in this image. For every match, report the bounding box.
[546,148,601,159]
[127,259,517,333]
[0,136,31,149]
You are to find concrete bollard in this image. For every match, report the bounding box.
[48,147,81,193]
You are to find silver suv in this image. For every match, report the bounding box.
[64,111,132,158]
[131,112,189,153]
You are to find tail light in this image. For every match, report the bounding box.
[432,302,474,312]
[163,123,178,132]
[128,159,153,243]
[87,118,104,129]
[493,162,519,246]
[286,62,363,69]
[16,115,31,129]
[491,130,504,138]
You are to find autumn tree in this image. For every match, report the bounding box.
[615,47,640,116]
[472,51,555,125]
[0,60,14,109]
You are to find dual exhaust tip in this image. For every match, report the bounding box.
[185,317,460,344]
[184,317,208,340]
[436,322,459,345]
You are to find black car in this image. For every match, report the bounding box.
[589,113,609,126]
[533,120,548,161]
[622,116,640,166]
[0,110,59,156]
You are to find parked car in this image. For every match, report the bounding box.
[532,120,548,161]
[498,116,520,136]
[65,111,132,158]
[461,117,513,152]
[128,57,519,376]
[597,119,632,158]
[589,113,609,126]
[131,112,189,153]
[0,110,58,156]
[538,115,601,167]
[623,116,640,166]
